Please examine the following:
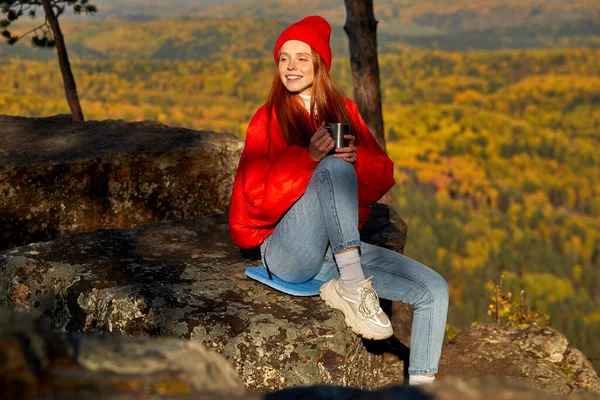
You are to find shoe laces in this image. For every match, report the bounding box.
[357,286,381,319]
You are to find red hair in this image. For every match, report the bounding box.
[266,49,358,147]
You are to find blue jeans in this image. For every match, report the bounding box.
[260,156,448,375]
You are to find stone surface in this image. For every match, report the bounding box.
[0,214,392,392]
[0,114,243,250]
[360,202,408,254]
[437,323,600,395]
[564,347,600,393]
[0,307,248,399]
[4,304,597,400]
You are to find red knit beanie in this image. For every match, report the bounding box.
[273,16,332,70]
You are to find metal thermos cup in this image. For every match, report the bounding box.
[328,123,351,149]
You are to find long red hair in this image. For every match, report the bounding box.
[266,49,358,147]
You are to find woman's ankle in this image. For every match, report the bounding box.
[408,374,435,385]
[334,248,365,287]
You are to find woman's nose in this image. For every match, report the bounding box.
[287,60,297,70]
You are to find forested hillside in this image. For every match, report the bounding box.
[1,3,599,61]
[82,0,258,19]
[197,0,600,32]
[90,0,600,33]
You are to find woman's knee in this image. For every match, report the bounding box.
[429,271,449,307]
[416,269,449,308]
[315,155,355,178]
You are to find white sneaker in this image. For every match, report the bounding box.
[319,277,393,340]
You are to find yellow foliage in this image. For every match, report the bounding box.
[521,273,574,303]
[454,89,489,107]
[572,265,583,283]
[584,311,600,326]
[445,324,461,341]
[451,253,465,273]
[437,247,448,266]
[487,276,550,327]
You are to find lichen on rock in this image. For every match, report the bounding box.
[0,215,391,391]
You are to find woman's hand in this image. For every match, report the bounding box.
[333,134,357,163]
[308,121,335,161]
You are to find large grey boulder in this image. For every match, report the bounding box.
[5,304,597,400]
[0,214,393,391]
[0,114,243,250]
[0,307,248,399]
[438,323,600,394]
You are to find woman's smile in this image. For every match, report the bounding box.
[278,40,315,95]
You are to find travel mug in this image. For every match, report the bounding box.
[328,123,351,149]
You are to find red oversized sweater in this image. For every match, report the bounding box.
[229,98,395,249]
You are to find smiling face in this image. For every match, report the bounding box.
[278,40,315,96]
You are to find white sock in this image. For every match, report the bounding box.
[335,249,365,287]
[409,375,435,385]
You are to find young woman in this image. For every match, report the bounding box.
[229,16,448,385]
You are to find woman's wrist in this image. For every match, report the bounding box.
[309,149,322,162]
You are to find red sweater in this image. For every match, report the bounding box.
[229,98,395,249]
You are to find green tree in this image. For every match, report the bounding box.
[0,0,96,121]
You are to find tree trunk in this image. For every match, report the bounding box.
[343,0,385,151]
[41,0,85,122]
[344,0,391,205]
[344,2,400,333]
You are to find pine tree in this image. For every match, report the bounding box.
[0,0,96,121]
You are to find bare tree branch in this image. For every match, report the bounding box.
[10,20,46,41]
